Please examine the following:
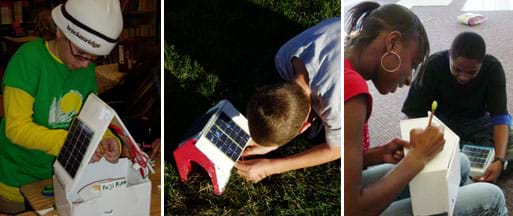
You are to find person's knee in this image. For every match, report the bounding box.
[459,153,471,185]
[487,184,505,204]
[474,183,505,209]
[484,183,507,215]
[457,183,506,216]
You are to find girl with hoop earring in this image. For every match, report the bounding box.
[344,2,506,216]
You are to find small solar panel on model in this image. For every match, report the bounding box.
[57,118,95,178]
[205,112,248,162]
[462,145,494,175]
[174,99,251,195]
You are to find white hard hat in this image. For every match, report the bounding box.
[51,0,123,56]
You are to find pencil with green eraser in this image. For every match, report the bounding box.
[427,100,438,127]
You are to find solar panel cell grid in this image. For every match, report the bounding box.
[205,112,249,162]
[462,146,492,169]
[57,118,95,178]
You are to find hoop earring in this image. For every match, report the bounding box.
[380,51,401,73]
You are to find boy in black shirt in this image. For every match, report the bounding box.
[403,32,510,183]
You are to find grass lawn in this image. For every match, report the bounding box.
[165,0,341,214]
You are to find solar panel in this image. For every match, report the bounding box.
[205,112,250,162]
[57,117,95,178]
[462,145,494,174]
[176,100,250,194]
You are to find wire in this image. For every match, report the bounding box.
[109,124,154,178]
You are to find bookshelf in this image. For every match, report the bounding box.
[0,0,61,69]
[0,0,159,72]
[115,0,160,72]
[0,0,63,31]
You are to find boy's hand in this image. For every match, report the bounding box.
[101,137,121,164]
[473,161,502,183]
[235,158,275,183]
[242,139,279,156]
[89,137,121,163]
[90,146,103,163]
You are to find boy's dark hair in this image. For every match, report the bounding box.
[450,31,486,62]
[345,2,430,80]
[246,82,310,147]
[34,8,56,40]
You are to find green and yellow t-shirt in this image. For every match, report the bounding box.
[0,38,97,202]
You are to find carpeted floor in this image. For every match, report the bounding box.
[345,0,513,213]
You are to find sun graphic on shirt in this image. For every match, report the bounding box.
[60,91,82,113]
